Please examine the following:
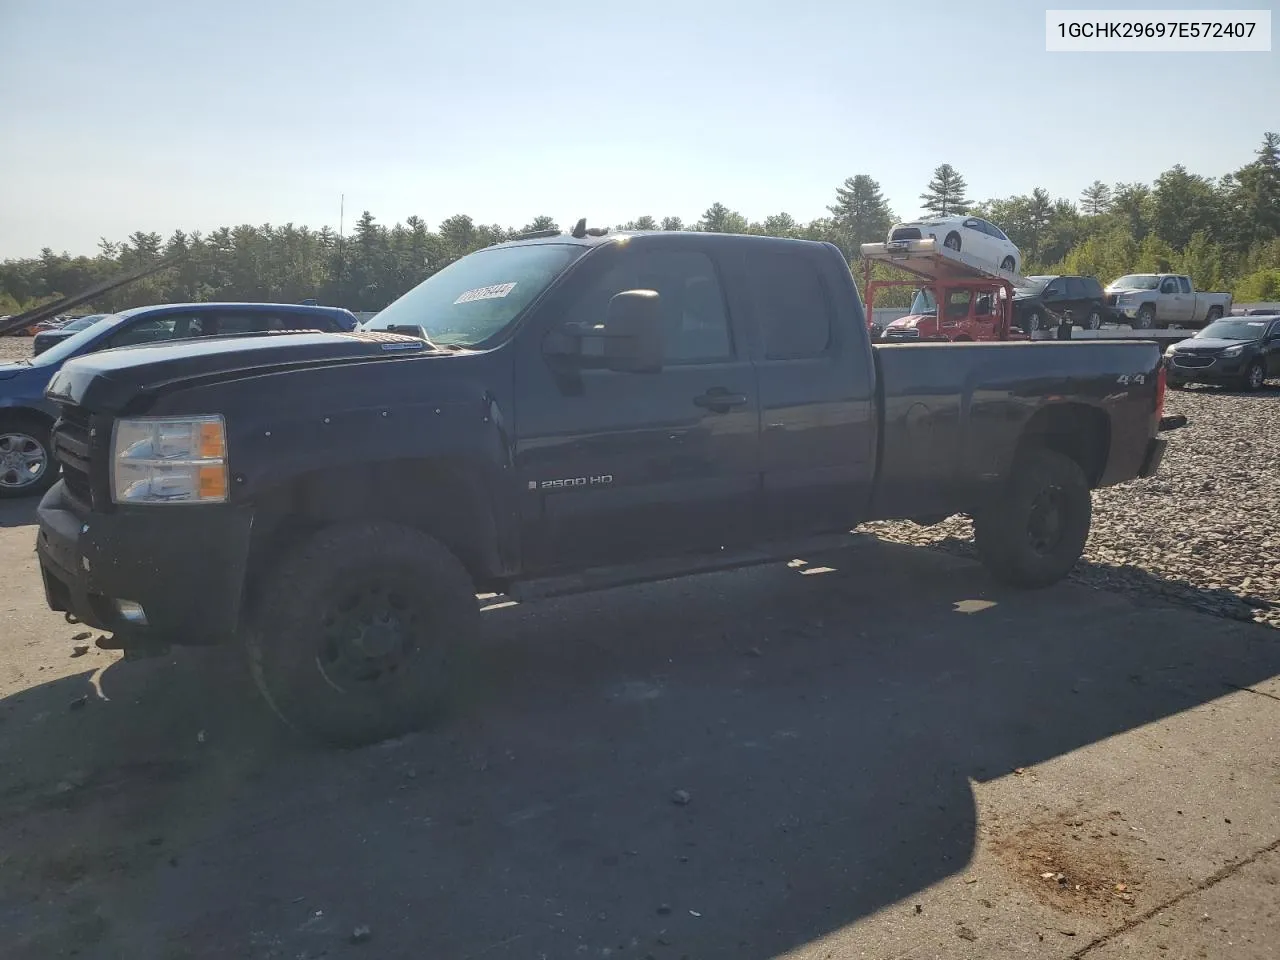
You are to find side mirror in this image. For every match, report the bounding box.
[545,289,664,373]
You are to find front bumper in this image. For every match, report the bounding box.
[1165,353,1246,382]
[36,480,255,646]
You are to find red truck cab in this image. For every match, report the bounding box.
[861,239,1030,343]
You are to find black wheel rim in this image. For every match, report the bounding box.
[316,582,426,691]
[1027,485,1066,555]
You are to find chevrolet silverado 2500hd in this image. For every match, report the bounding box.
[34,228,1184,745]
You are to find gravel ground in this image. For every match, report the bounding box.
[4,335,1277,627]
[865,384,1280,629]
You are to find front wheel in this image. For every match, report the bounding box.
[0,416,58,499]
[1133,305,1156,330]
[1084,309,1102,330]
[973,448,1091,589]
[1241,360,1266,392]
[245,522,481,747]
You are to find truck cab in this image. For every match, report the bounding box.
[880,281,1026,342]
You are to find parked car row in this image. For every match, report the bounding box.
[0,301,358,498]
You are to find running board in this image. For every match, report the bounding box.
[507,532,869,603]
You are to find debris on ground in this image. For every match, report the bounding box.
[671,789,691,806]
[71,631,92,642]
[349,925,372,944]
[70,645,90,657]
[68,695,88,711]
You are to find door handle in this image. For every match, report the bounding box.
[693,388,749,412]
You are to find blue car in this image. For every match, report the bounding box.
[0,301,358,498]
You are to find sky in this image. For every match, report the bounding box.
[0,0,1276,259]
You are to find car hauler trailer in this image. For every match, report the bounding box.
[859,238,1030,342]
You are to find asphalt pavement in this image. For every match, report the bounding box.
[0,496,1277,959]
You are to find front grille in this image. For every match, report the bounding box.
[1105,294,1117,306]
[890,227,923,242]
[51,404,104,508]
[1172,355,1214,368]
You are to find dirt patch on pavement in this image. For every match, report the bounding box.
[991,809,1150,921]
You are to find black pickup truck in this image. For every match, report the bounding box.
[34,228,1184,745]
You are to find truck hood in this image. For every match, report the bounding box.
[1172,338,1255,353]
[45,330,438,414]
[887,315,933,328]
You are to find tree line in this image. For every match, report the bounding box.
[2,132,1277,316]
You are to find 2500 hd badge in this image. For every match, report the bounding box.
[529,475,614,490]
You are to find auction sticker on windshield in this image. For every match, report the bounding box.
[454,282,517,304]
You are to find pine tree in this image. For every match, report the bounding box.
[828,175,894,251]
[919,164,970,216]
[1080,180,1113,215]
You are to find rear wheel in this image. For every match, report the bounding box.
[973,448,1091,589]
[0,415,58,499]
[944,232,962,252]
[245,522,481,747]
[1025,309,1044,333]
[1203,306,1223,328]
[1000,256,1016,272]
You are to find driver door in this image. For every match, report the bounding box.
[513,242,761,573]
[1268,319,1280,376]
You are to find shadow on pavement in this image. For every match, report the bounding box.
[1,537,1278,959]
[0,498,38,529]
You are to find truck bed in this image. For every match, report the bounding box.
[868,339,1162,521]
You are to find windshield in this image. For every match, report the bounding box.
[28,314,122,366]
[1198,319,1269,341]
[1017,276,1052,295]
[366,243,585,345]
[1111,274,1159,290]
[59,314,105,333]
[908,288,937,315]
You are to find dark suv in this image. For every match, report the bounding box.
[1013,275,1110,332]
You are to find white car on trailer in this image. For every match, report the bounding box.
[887,216,1022,275]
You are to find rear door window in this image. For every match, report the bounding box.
[744,249,833,359]
[1064,277,1088,299]
[1178,276,1192,294]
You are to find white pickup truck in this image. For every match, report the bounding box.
[1104,274,1233,330]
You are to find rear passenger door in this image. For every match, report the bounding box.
[739,245,877,539]
[1062,277,1091,324]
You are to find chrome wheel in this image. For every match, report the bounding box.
[1248,363,1265,390]
[0,431,48,491]
[1086,310,1101,330]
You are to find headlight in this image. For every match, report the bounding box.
[1221,345,1244,358]
[1164,344,1178,355]
[111,415,228,505]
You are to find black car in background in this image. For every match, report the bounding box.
[1013,275,1110,332]
[1164,315,1280,391]
[31,314,109,356]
